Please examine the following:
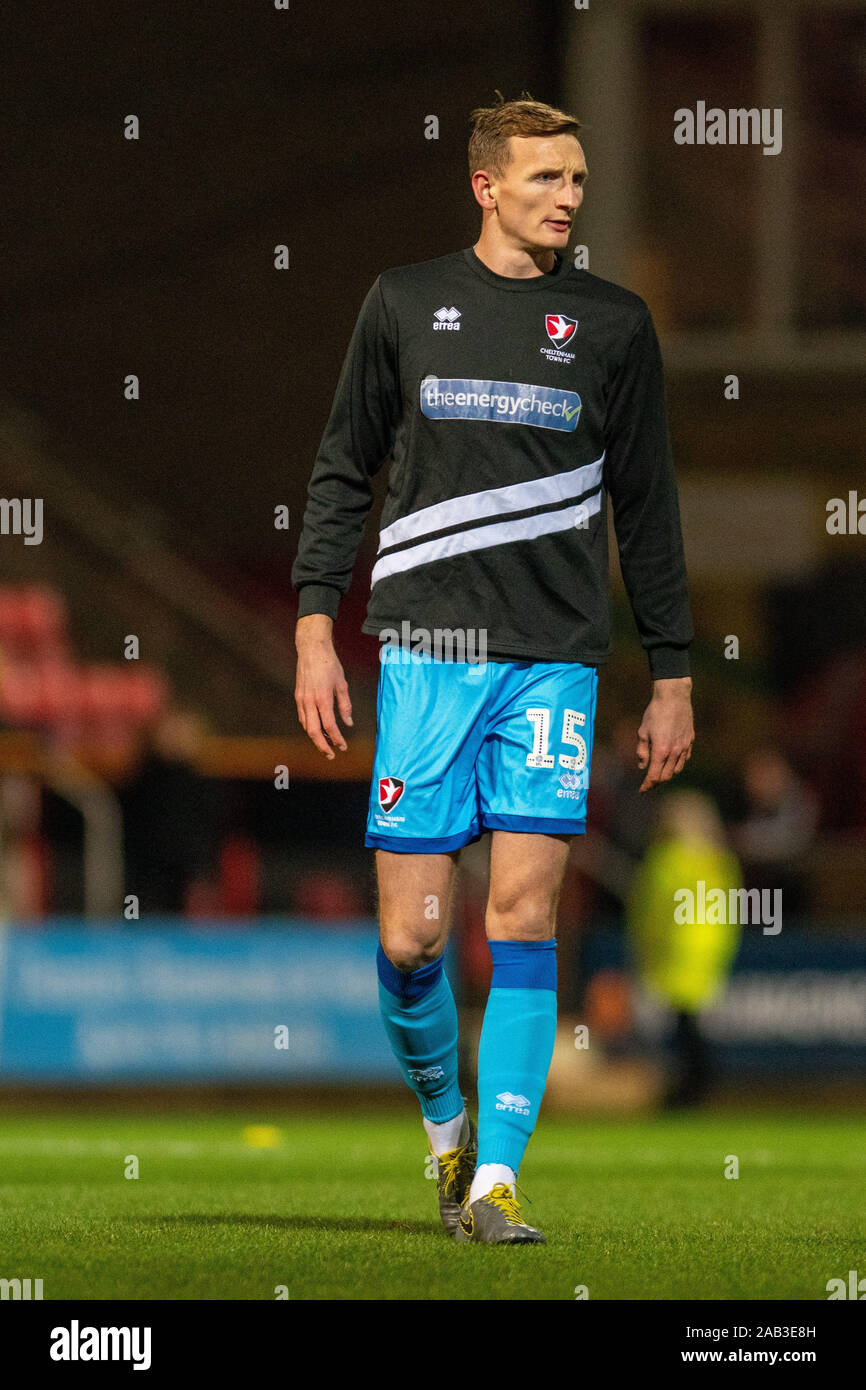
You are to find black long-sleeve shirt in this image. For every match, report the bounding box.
[292,245,693,677]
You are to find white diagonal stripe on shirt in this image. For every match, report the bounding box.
[370,489,604,587]
[376,452,605,554]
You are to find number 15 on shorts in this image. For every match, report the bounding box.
[525,707,587,771]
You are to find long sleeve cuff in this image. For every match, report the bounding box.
[296,583,342,621]
[647,644,692,680]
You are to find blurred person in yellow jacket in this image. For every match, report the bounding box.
[626,790,742,1108]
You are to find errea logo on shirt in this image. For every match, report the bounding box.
[433,306,461,330]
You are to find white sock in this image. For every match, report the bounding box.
[469,1162,516,1204]
[423,1108,469,1157]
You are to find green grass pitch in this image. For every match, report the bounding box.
[1,1108,863,1300]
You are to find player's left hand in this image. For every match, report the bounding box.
[636,677,694,792]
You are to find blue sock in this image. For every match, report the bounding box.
[476,938,557,1174]
[377,944,463,1122]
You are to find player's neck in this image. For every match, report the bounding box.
[471,235,557,280]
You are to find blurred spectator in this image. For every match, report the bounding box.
[593,715,660,861]
[0,773,47,919]
[584,716,661,934]
[120,706,220,915]
[782,648,866,831]
[730,746,819,920]
[294,869,364,919]
[626,790,743,1108]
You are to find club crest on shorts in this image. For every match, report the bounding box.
[378,776,405,813]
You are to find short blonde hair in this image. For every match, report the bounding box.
[468,89,583,182]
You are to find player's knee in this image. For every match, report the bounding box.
[486,896,557,942]
[379,930,444,974]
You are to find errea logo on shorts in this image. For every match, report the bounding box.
[420,377,581,431]
[433,306,461,330]
[558,770,588,799]
[496,1091,531,1116]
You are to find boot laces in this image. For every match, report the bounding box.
[484,1182,527,1224]
[437,1147,464,1194]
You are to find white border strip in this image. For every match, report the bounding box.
[371,489,604,587]
[377,451,605,553]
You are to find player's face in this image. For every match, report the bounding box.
[490,134,587,250]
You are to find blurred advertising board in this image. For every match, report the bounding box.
[583,927,866,1074]
[0,921,418,1082]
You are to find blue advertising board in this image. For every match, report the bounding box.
[2,920,862,1082]
[0,920,436,1083]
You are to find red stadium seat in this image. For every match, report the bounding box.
[124,665,169,724]
[0,586,67,657]
[0,661,42,724]
[294,871,364,920]
[219,834,261,915]
[34,660,81,723]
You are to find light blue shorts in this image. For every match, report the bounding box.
[365,647,598,853]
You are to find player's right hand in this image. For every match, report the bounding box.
[294,628,353,759]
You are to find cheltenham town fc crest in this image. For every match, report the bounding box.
[378,776,405,813]
[546,313,577,347]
